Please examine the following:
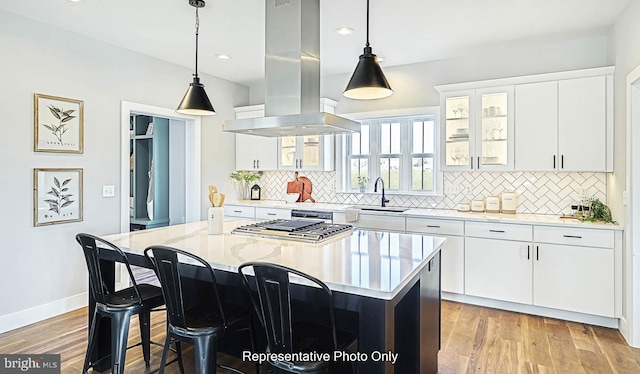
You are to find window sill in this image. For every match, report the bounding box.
[338,190,444,198]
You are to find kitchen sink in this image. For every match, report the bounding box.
[351,206,410,213]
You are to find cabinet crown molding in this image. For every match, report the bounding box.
[435,66,615,93]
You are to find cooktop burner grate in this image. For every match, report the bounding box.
[231,219,354,243]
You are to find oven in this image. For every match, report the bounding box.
[290,209,333,223]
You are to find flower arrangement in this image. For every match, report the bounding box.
[357,176,369,192]
[230,171,263,199]
[582,198,617,224]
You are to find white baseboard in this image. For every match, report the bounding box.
[442,292,619,329]
[0,292,88,334]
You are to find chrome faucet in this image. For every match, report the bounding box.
[373,177,389,207]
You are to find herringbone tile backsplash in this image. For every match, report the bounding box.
[256,171,606,215]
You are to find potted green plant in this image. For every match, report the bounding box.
[582,198,617,224]
[230,171,263,199]
[357,176,369,193]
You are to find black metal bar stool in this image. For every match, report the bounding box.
[144,245,258,374]
[238,262,358,374]
[76,233,165,374]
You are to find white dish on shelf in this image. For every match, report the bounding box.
[284,193,300,204]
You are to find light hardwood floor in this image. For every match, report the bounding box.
[2,300,639,373]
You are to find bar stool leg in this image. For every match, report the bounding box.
[110,311,133,374]
[138,311,152,367]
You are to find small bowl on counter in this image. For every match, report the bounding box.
[284,193,300,204]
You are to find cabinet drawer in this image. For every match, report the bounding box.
[255,207,291,220]
[357,214,405,232]
[534,226,614,248]
[406,217,464,236]
[223,205,255,219]
[465,221,532,241]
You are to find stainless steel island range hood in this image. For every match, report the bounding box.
[222,0,360,137]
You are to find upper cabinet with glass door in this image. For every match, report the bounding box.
[278,135,334,171]
[439,87,514,171]
[475,86,514,171]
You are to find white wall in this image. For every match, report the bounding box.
[608,0,640,347]
[0,10,248,331]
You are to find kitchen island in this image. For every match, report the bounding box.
[97,219,446,373]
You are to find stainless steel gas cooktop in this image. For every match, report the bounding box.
[231,219,354,243]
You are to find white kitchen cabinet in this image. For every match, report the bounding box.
[532,225,616,317]
[440,86,514,171]
[514,81,559,171]
[406,217,464,294]
[533,243,614,317]
[515,76,611,171]
[465,237,532,305]
[234,105,278,171]
[278,134,335,171]
[255,207,291,221]
[558,76,607,171]
[223,204,255,219]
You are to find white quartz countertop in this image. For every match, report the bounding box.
[103,219,446,300]
[226,200,622,230]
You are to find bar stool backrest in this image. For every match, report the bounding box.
[76,233,141,306]
[238,262,338,354]
[144,246,228,329]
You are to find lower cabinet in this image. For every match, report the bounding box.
[533,244,614,317]
[465,237,532,305]
[405,217,464,294]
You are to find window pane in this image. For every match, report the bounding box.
[413,121,423,153]
[412,157,434,191]
[424,120,435,154]
[391,123,400,154]
[361,125,370,155]
[380,157,400,190]
[351,132,361,155]
[381,123,390,154]
[350,158,369,189]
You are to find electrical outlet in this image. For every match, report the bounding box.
[463,185,473,195]
[444,183,459,195]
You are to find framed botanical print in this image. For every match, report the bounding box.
[34,93,84,153]
[34,168,83,226]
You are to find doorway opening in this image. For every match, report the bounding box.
[120,101,201,233]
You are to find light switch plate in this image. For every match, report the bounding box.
[102,185,116,197]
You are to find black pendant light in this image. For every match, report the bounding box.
[343,0,393,100]
[177,0,216,116]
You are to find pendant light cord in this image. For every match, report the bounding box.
[365,0,370,48]
[194,7,200,78]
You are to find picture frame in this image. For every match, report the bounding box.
[33,168,83,226]
[34,93,84,153]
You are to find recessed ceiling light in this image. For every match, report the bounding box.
[336,27,354,36]
[215,54,231,60]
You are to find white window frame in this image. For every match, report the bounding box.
[336,107,443,196]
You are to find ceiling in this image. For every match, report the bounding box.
[0,0,630,87]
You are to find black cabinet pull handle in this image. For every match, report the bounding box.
[477,156,480,169]
[563,235,582,239]
[489,229,505,233]
[300,159,303,168]
[536,246,539,261]
[426,225,441,228]
[295,159,299,168]
[233,210,242,213]
[257,159,260,168]
[267,213,276,216]
[527,245,530,260]
[561,155,564,169]
[253,160,256,169]
[471,157,473,170]
[553,155,556,169]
